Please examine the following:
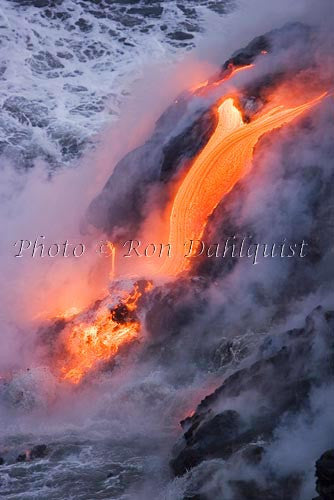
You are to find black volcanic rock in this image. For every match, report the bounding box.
[16,453,27,462]
[111,301,137,324]
[222,22,310,72]
[315,450,334,500]
[16,444,48,463]
[223,34,269,69]
[160,108,216,182]
[30,444,48,460]
[87,100,216,238]
[171,306,334,480]
[172,410,242,475]
[241,444,264,465]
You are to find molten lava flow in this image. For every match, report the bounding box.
[190,64,254,96]
[60,282,151,384]
[159,92,327,276]
[107,241,116,280]
[55,59,326,383]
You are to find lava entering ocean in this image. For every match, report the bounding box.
[55,63,328,383]
[59,281,152,383]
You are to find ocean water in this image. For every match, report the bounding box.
[0,0,232,167]
[0,361,207,499]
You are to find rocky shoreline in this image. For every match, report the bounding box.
[169,306,334,499]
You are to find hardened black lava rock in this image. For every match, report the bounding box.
[170,305,334,495]
[16,444,48,462]
[314,450,334,500]
[30,444,48,460]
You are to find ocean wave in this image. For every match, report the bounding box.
[0,0,232,167]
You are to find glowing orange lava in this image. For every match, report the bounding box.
[107,241,116,280]
[190,64,254,96]
[158,92,327,276]
[60,282,151,383]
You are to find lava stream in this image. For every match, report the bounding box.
[190,64,254,95]
[58,79,327,383]
[60,281,152,383]
[159,92,327,276]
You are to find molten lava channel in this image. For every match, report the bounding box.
[158,92,327,276]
